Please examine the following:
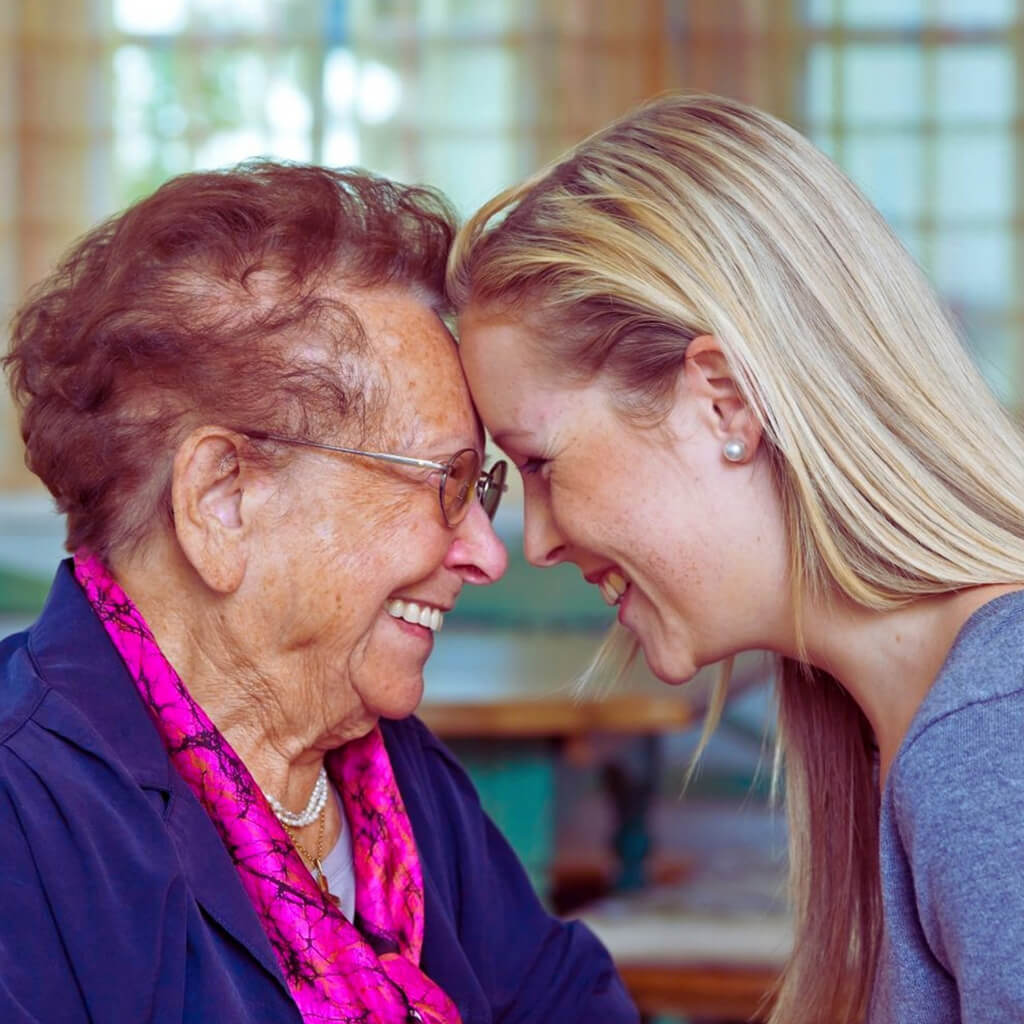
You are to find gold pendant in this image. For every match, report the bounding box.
[313,859,341,906]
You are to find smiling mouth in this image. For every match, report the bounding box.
[386,599,445,632]
[598,569,629,607]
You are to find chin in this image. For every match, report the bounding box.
[365,677,425,722]
[642,646,701,687]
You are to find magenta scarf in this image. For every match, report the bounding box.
[74,552,460,1024]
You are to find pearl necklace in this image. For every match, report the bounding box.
[266,764,329,828]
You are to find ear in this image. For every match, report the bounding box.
[171,427,256,594]
[682,334,762,462]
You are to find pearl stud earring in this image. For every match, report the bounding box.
[723,439,747,463]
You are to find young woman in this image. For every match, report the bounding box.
[448,93,1024,1022]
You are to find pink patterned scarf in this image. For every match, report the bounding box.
[74,552,460,1024]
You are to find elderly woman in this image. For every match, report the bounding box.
[0,162,637,1023]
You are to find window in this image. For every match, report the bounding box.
[5,0,1022,494]
[801,0,1023,401]
[109,0,536,216]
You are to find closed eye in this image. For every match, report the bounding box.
[519,457,547,476]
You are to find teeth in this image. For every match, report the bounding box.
[599,570,629,607]
[386,598,445,632]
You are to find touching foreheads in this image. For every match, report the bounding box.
[5,160,457,561]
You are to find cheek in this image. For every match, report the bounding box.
[552,471,634,545]
[350,490,451,583]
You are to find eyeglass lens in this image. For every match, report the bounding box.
[479,460,507,520]
[442,450,507,525]
[442,449,482,524]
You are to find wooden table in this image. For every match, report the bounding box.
[577,902,790,1022]
[419,688,693,739]
[418,626,701,894]
[420,629,784,1021]
[420,626,767,734]
[419,626,697,735]
[418,628,767,896]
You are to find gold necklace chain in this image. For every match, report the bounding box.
[281,803,339,905]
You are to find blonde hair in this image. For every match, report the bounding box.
[448,92,1024,1022]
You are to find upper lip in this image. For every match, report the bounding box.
[391,596,454,612]
[583,568,620,585]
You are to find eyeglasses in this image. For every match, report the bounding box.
[244,430,507,528]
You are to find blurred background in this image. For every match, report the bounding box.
[2,1,1022,1020]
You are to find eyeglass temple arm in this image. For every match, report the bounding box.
[245,431,447,473]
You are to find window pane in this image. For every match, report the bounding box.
[936,0,1018,27]
[422,135,520,214]
[323,126,359,166]
[325,48,359,117]
[113,46,193,201]
[190,0,278,33]
[115,0,188,34]
[803,0,833,24]
[843,46,924,124]
[199,51,269,133]
[894,227,926,269]
[810,127,838,161]
[193,131,270,168]
[805,44,835,124]
[112,42,318,201]
[936,47,1015,122]
[958,316,1014,403]
[420,0,523,29]
[417,45,519,131]
[356,60,404,124]
[843,132,924,223]
[934,228,1013,307]
[936,131,1014,220]
[806,0,924,28]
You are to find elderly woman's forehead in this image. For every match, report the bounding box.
[383,360,482,447]
[340,286,479,442]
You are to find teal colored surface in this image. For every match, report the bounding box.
[454,544,608,629]
[445,738,556,901]
[0,535,607,628]
[0,566,49,615]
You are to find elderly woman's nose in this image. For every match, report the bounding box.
[445,501,508,584]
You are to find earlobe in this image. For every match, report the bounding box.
[683,334,763,463]
[171,428,250,593]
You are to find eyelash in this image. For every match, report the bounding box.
[518,457,547,476]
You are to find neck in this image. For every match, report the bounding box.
[797,583,1022,786]
[109,536,366,808]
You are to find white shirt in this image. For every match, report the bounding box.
[321,787,356,921]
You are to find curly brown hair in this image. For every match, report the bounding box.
[5,160,456,563]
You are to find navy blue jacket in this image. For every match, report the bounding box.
[0,563,638,1023]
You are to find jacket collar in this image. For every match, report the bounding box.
[27,559,291,991]
[29,559,173,789]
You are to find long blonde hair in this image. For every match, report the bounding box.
[447,92,1024,1022]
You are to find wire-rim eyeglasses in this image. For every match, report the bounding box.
[244,430,507,528]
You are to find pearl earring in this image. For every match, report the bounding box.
[723,439,747,463]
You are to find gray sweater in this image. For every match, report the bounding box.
[871,590,1024,1022]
